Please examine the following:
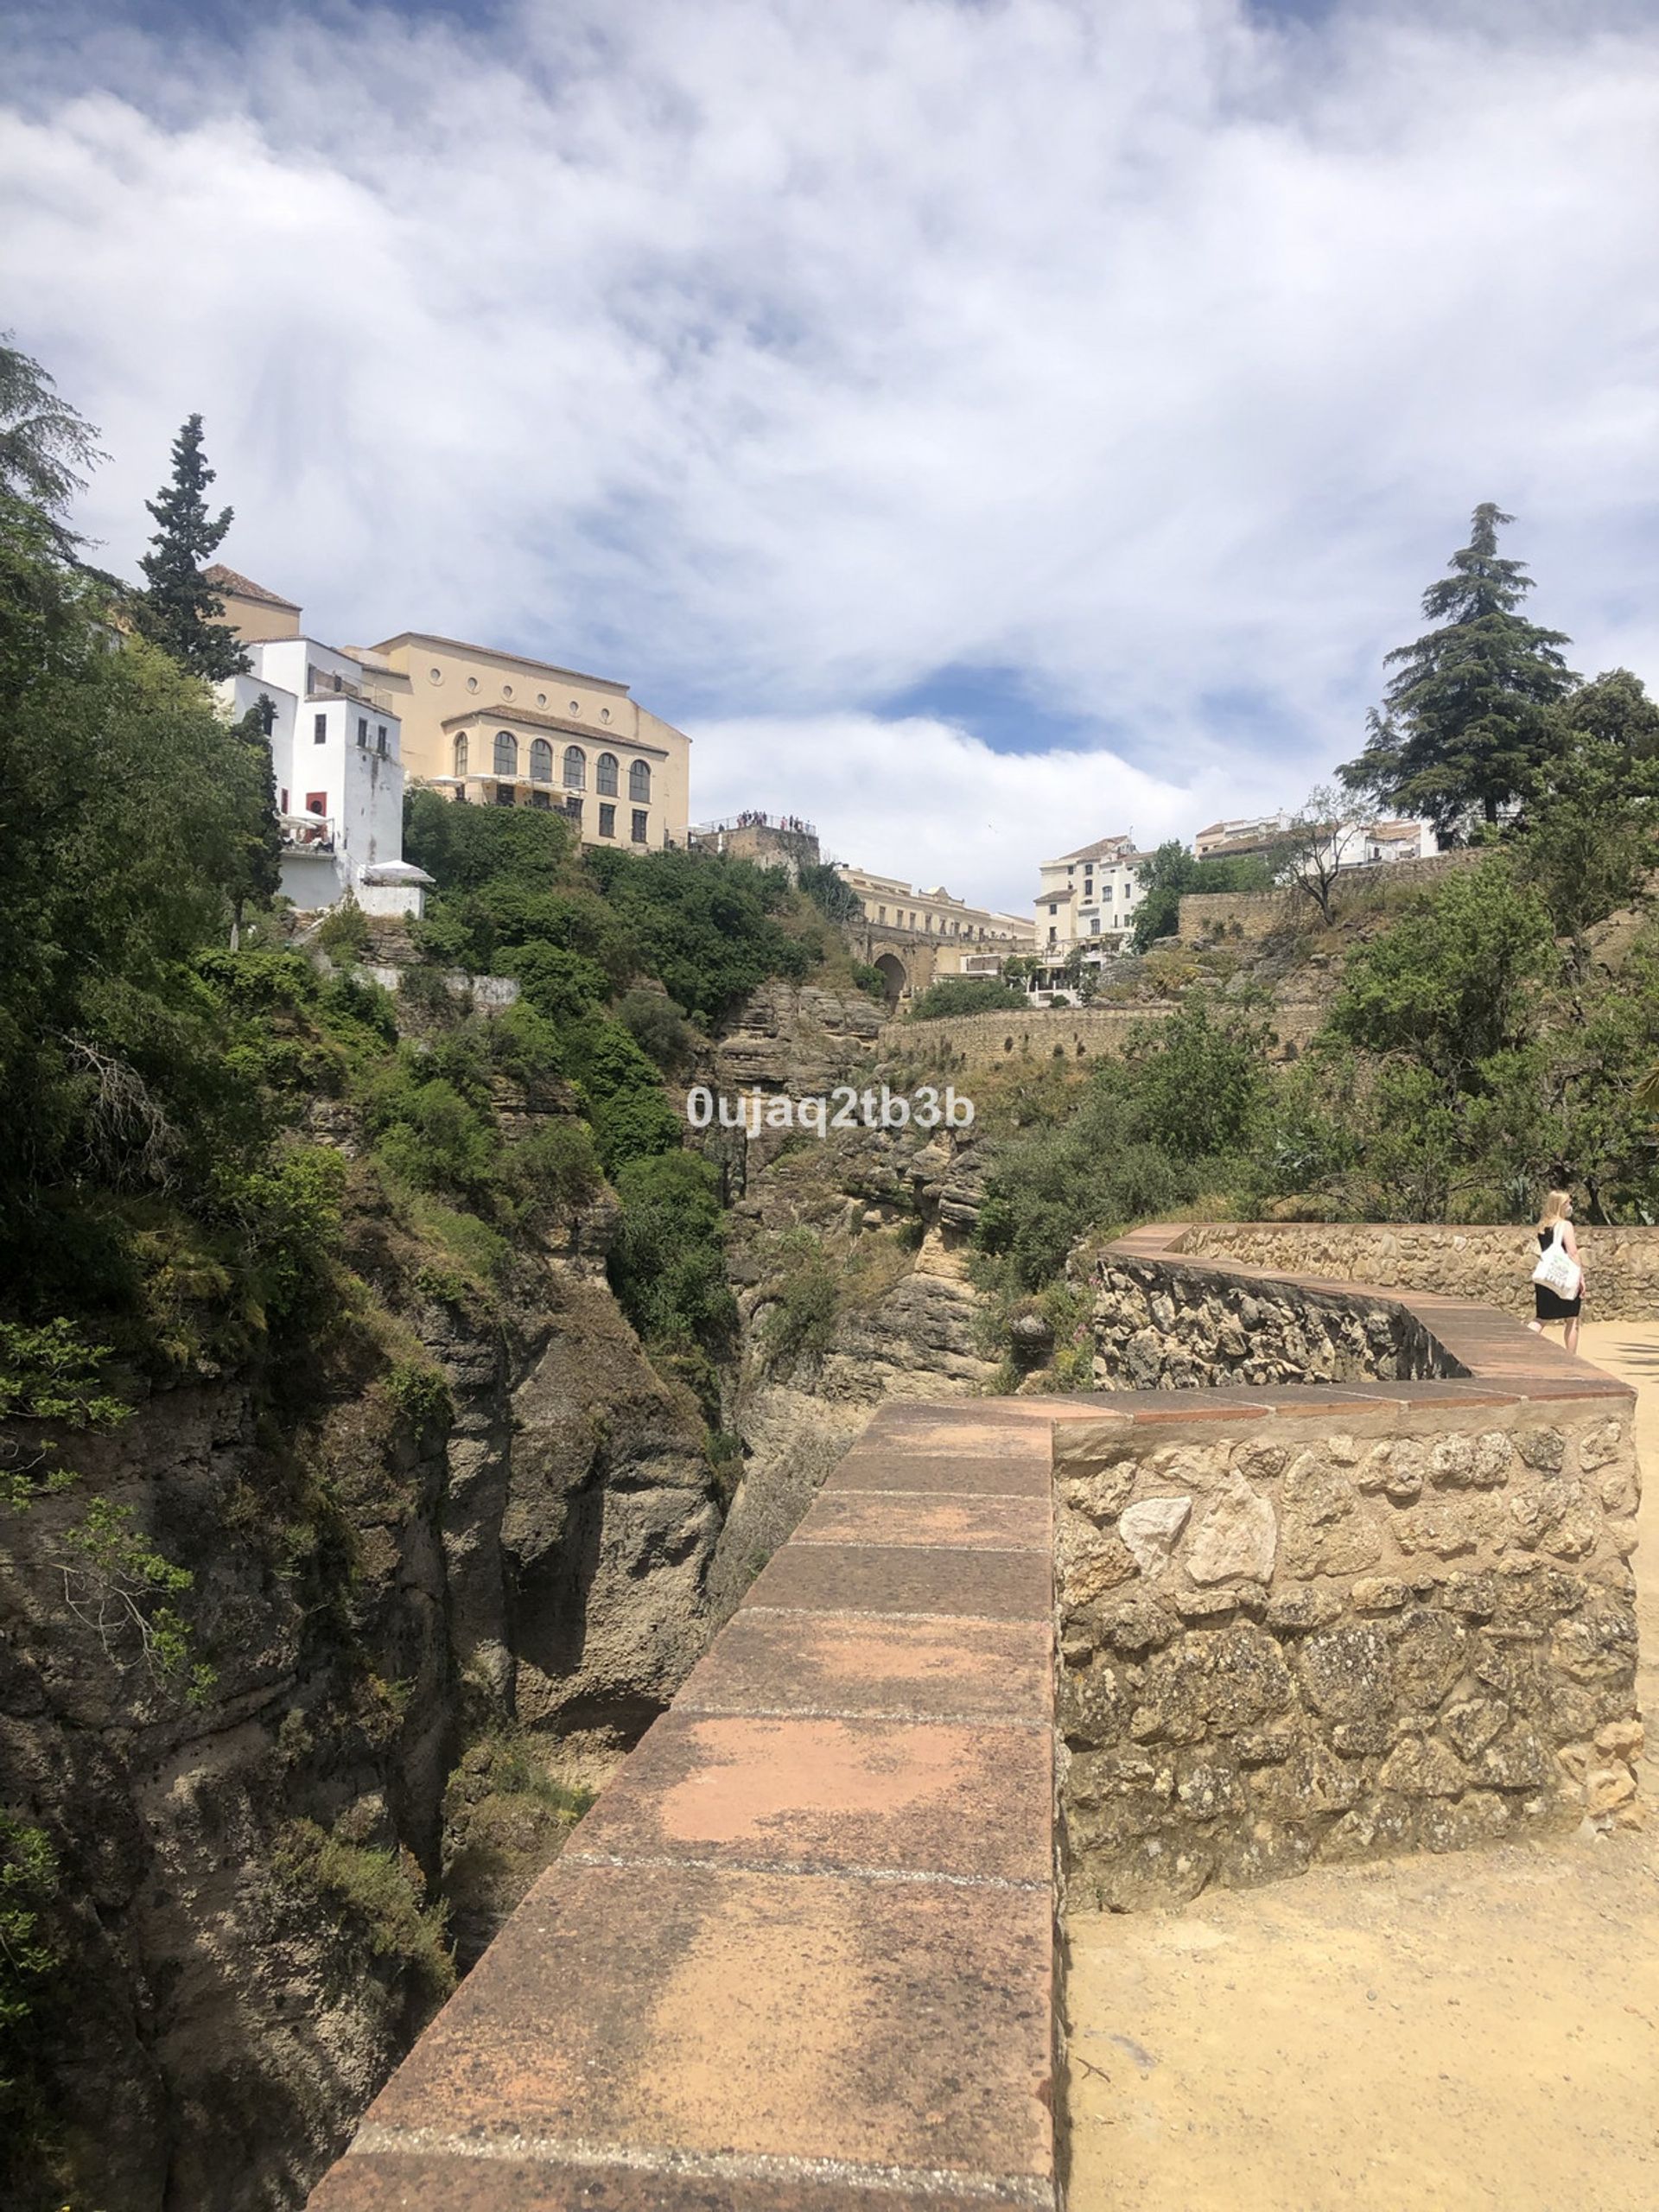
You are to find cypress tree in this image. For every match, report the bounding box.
[136,414,246,679]
[1339,504,1574,836]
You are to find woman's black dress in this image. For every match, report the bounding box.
[1535,1227,1582,1321]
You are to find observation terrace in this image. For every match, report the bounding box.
[308,1230,1640,2212]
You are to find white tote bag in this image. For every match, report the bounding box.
[1531,1224,1582,1301]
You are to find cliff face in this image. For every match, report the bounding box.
[0,978,1000,2212]
[0,1222,717,2212]
[700,982,1000,1618]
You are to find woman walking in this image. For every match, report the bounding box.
[1529,1189,1584,1356]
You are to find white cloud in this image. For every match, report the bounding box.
[3,0,1659,914]
[686,708,1277,913]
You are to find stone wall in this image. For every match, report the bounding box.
[1176,1220,1659,1324]
[880,1004,1179,1073]
[1177,849,1480,944]
[879,999,1325,1075]
[1056,1391,1643,1908]
[1088,1251,1458,1389]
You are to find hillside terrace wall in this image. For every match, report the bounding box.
[1058,1224,1641,1906]
[308,1231,1640,2210]
[1177,847,1481,944]
[880,1001,1328,1075]
[1178,1218,1659,1324]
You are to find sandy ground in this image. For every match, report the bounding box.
[1065,1318,1659,2212]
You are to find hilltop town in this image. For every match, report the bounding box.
[208,561,1437,1006]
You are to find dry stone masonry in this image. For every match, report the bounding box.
[1176,1219,1659,1324]
[1087,1251,1456,1389]
[1058,1225,1643,1909]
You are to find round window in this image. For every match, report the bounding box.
[428,666,442,683]
[600,708,610,722]
[502,683,513,699]
[569,699,580,714]
[466,676,479,693]
[537,692,548,707]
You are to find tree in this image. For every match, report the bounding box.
[1129,841,1275,950]
[1515,740,1657,972]
[0,337,105,556]
[1560,667,1659,761]
[1274,784,1363,925]
[1339,503,1574,836]
[798,861,863,925]
[135,414,245,679]
[1325,855,1557,1090]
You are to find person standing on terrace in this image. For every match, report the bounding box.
[1529,1189,1584,1356]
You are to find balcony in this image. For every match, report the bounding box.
[279,812,336,854]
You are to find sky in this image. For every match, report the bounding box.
[3,0,1658,913]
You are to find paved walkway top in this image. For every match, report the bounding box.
[309,1398,1073,2212]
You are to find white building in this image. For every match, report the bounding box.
[214,579,433,917]
[1033,834,1154,962]
[1194,810,1292,858]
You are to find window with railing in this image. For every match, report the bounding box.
[599,802,616,838]
[631,808,648,844]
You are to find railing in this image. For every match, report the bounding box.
[690,812,818,837]
[278,813,336,853]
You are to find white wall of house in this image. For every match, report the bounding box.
[219,637,429,916]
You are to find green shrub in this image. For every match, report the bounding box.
[609,1153,734,1413]
[906,976,1026,1020]
[315,899,372,959]
[760,1233,840,1371]
[279,1819,454,2004]
[506,1121,602,1221]
[615,988,697,1073]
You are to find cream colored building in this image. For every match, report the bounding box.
[1035,834,1154,958]
[354,633,690,854]
[836,866,1034,951]
[203,569,690,855]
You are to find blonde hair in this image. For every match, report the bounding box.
[1538,1189,1573,1230]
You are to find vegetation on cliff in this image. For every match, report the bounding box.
[0,344,843,2209]
[976,779,1659,1364]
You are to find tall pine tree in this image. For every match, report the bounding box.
[136,413,246,679]
[1339,504,1574,836]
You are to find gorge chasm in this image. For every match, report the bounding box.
[0,976,988,2212]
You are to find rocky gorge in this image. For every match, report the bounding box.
[0,975,1001,2212]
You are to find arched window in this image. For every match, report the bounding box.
[530,738,553,783]
[493,729,517,777]
[628,759,651,803]
[563,745,586,790]
[454,733,468,777]
[596,753,619,796]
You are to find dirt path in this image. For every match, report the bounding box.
[1065,1319,1659,2212]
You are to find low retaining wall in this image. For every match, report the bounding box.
[1057,1224,1642,1906]
[1178,1220,1659,1323]
[1089,1250,1457,1389]
[880,1001,1325,1075]
[880,1003,1176,1072]
[1056,1386,1641,1909]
